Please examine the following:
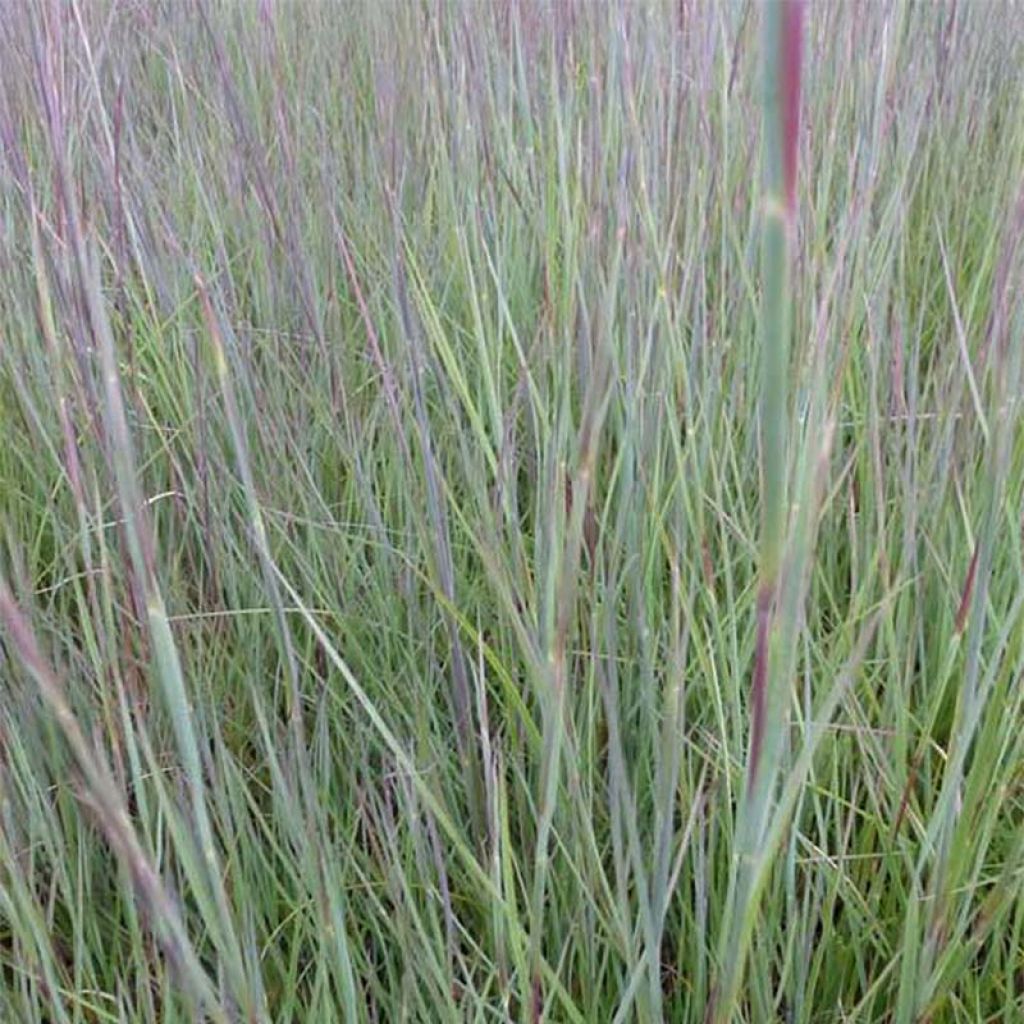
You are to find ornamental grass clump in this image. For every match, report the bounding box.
[1,2,1023,1021]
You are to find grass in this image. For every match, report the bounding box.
[1,1,1024,1021]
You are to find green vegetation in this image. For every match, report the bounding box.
[1,2,1023,1020]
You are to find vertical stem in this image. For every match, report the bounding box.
[760,0,801,589]
[712,3,803,1020]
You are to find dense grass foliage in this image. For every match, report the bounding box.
[2,2,1024,1020]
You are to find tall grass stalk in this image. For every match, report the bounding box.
[711,3,805,1018]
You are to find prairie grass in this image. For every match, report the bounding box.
[1,2,1024,1021]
